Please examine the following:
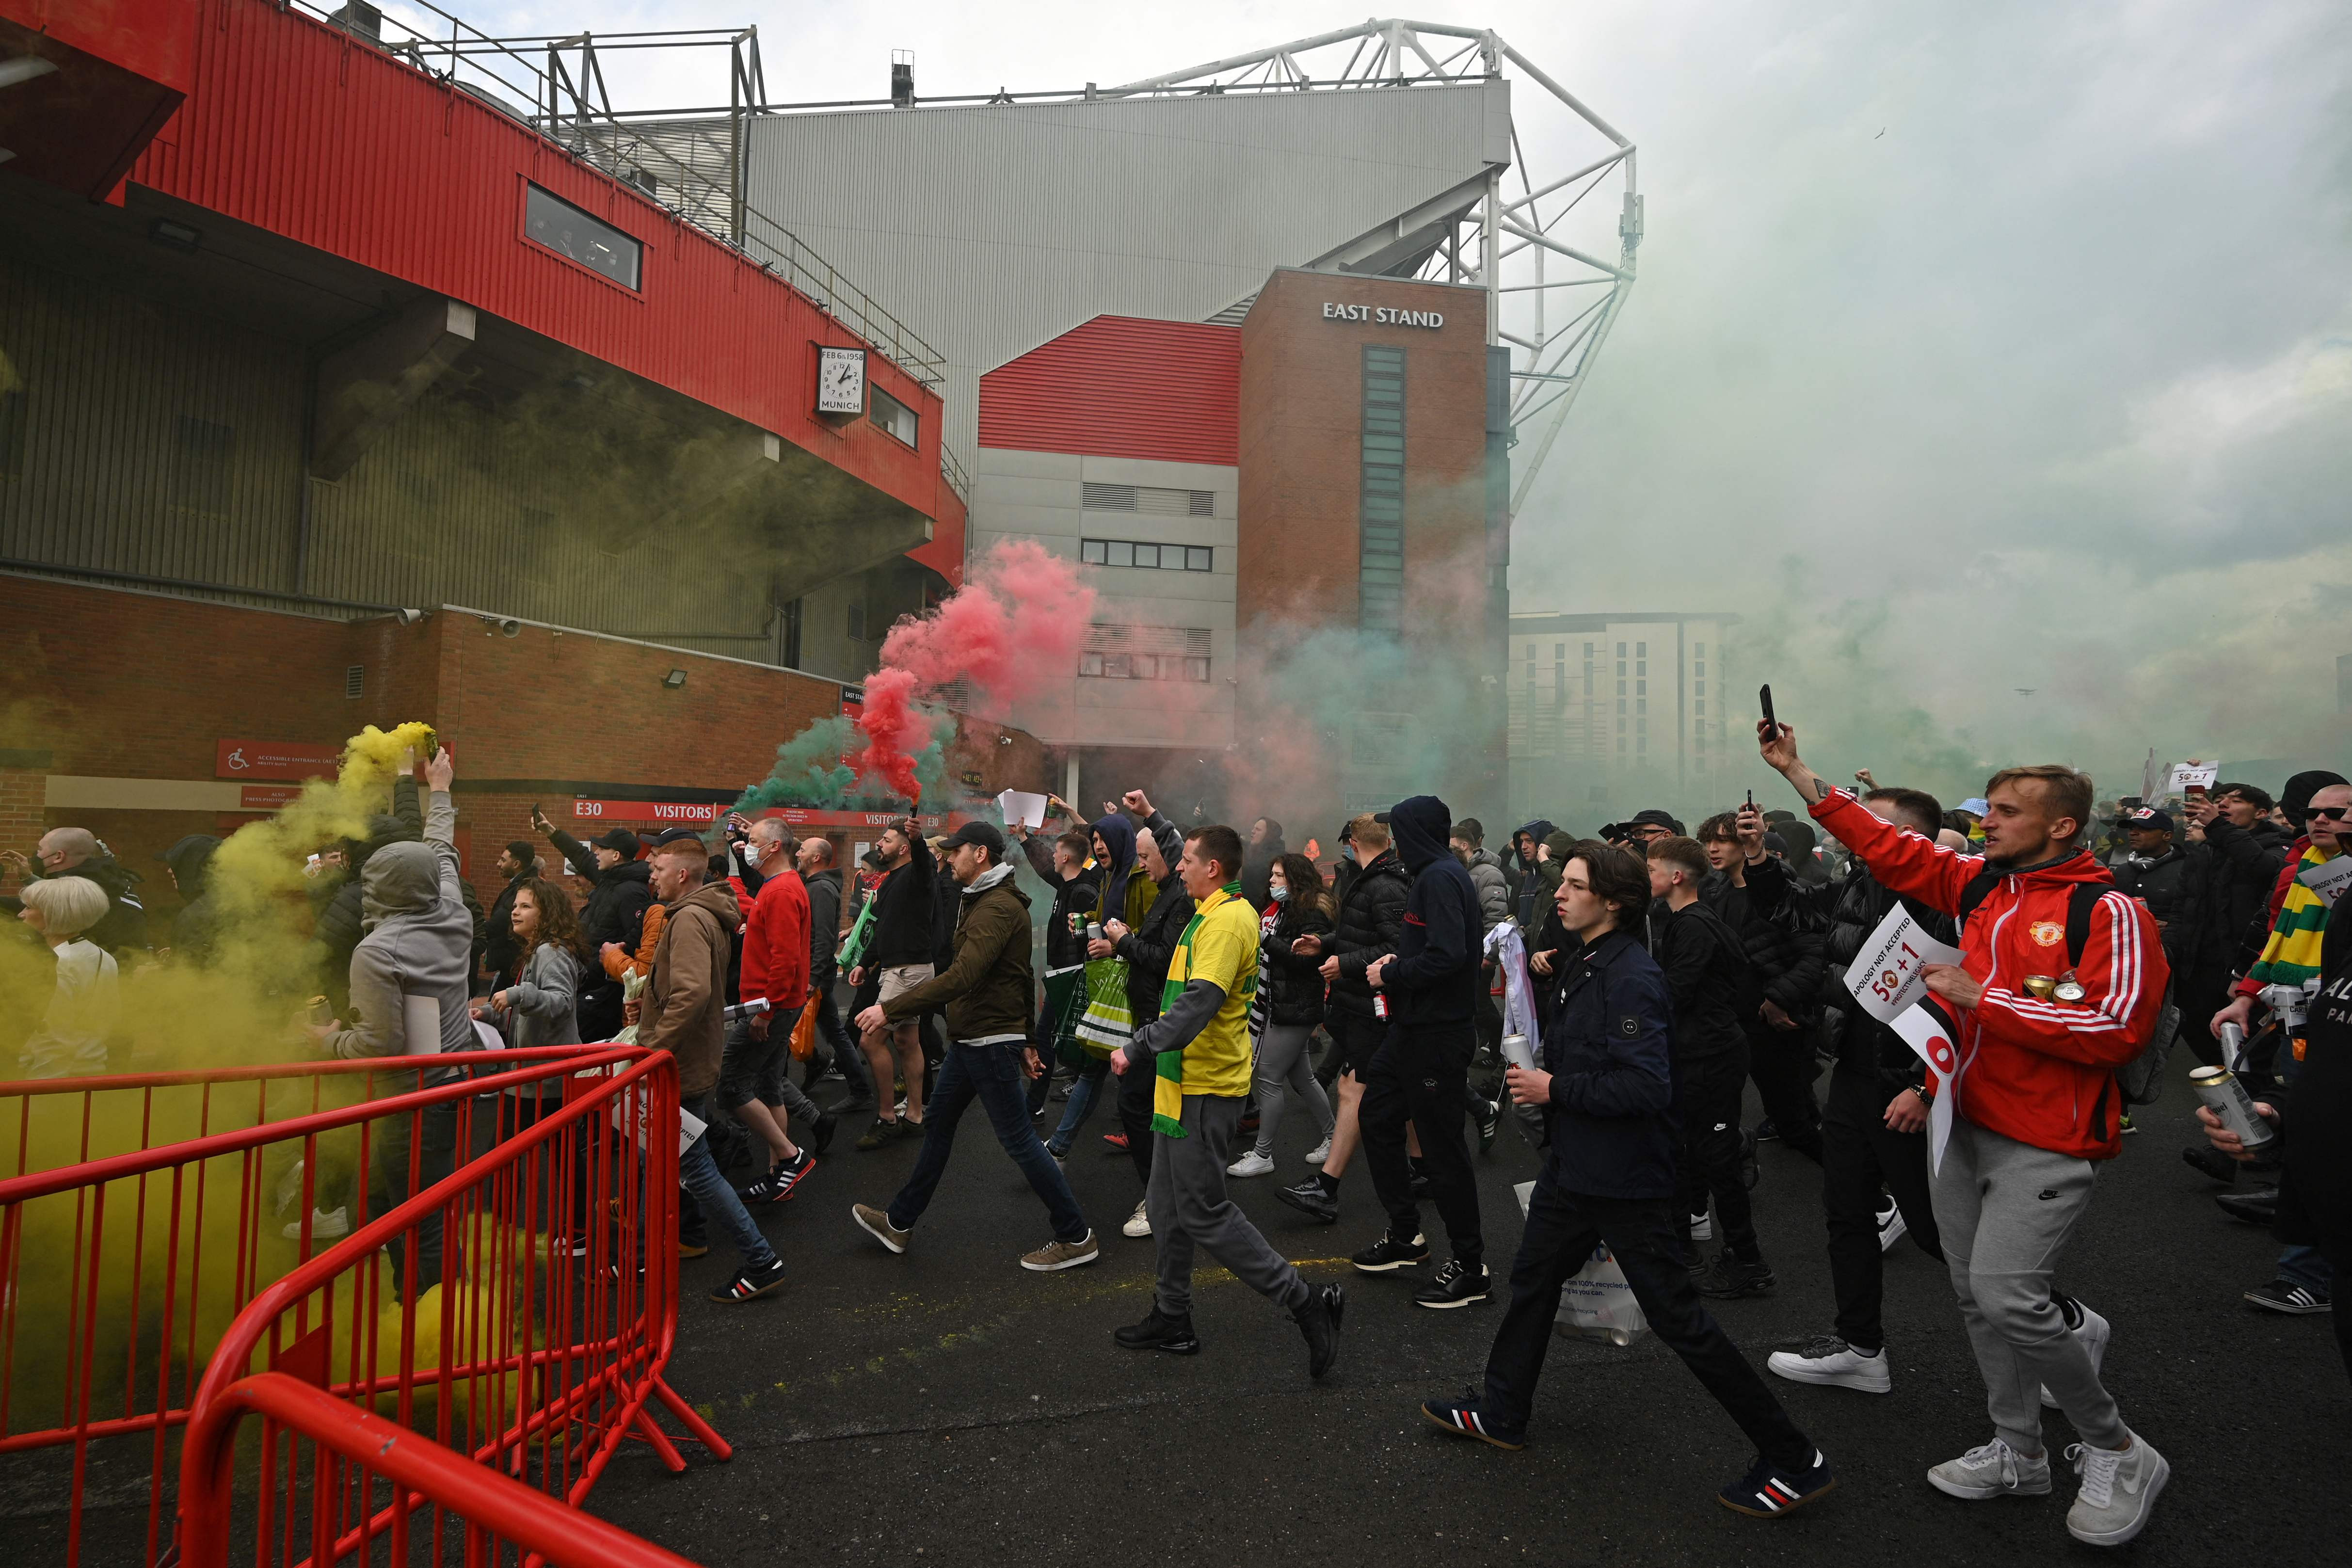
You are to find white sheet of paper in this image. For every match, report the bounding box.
[402,994,443,1055]
[1842,904,1965,1024]
[1888,1003,1959,1175]
[2164,762,2219,796]
[2296,855,2352,909]
[996,789,1048,830]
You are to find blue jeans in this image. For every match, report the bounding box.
[679,1095,776,1272]
[889,1040,1087,1242]
[1047,1057,1109,1156]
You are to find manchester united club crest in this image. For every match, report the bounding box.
[2029,920,2065,947]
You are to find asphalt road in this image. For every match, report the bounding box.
[598,1073,2348,1568]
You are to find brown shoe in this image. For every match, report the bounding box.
[1020,1230,1100,1272]
[678,1238,708,1259]
[852,1203,911,1254]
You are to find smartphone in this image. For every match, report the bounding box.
[418,725,440,761]
[1758,685,1777,736]
[1745,789,1756,810]
[2185,783,2208,802]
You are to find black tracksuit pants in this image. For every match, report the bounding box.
[1481,1175,1812,1469]
[1744,1016,1823,1158]
[1821,1066,1942,1354]
[1674,1052,1760,1261]
[1363,1022,1483,1266]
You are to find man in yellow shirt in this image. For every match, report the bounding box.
[1110,823,1346,1376]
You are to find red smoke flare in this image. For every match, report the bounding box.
[852,540,1094,803]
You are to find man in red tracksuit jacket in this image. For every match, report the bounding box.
[1760,721,2171,1550]
[727,819,822,1203]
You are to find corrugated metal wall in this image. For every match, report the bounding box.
[979,318,1239,465]
[0,247,794,648]
[739,82,1507,479]
[0,247,304,597]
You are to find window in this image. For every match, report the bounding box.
[846,598,866,640]
[1695,642,1706,658]
[1616,660,1626,677]
[1360,345,1406,634]
[1616,699,1627,715]
[1636,680,1646,696]
[1636,698,1647,716]
[1616,680,1626,696]
[1584,642,1596,659]
[524,183,641,289]
[1695,662,1706,678]
[1616,642,1626,657]
[1080,538,1212,572]
[1635,660,1646,677]
[173,416,233,516]
[1637,641,1647,656]
[870,386,918,447]
[1695,699,1706,716]
[1525,643,1537,659]
[1079,624,1212,682]
[1694,681,1705,696]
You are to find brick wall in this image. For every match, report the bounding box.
[0,575,1046,928]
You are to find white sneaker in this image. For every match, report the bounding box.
[1688,1210,1713,1242]
[2041,1301,2111,1409]
[1877,1199,1907,1253]
[2065,1430,2168,1546]
[1767,1335,1890,1393]
[1305,1137,1331,1167]
[1121,1198,1152,1238]
[1927,1438,2052,1500]
[1227,1150,1276,1178]
[282,1206,350,1241]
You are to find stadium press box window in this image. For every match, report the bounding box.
[871,387,920,447]
[524,184,642,290]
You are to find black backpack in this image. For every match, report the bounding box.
[1955,871,2171,1107]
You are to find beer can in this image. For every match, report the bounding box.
[1087,922,1105,943]
[1501,1032,1536,1072]
[2189,1065,2276,1152]
[1373,992,1390,1021]
[2217,1021,2245,1069]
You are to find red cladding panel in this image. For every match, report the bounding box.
[122,0,940,520]
[979,317,1239,467]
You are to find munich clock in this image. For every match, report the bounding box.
[816,346,867,416]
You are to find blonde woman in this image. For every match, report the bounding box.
[17,876,122,1078]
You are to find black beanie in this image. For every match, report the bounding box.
[2281,769,2349,828]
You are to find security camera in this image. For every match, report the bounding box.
[395,608,428,625]
[498,619,521,638]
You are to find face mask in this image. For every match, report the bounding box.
[1341,846,1358,863]
[1271,884,1290,903]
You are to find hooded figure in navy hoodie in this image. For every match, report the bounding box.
[1351,794,1492,1308]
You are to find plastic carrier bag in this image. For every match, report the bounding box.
[1514,1181,1650,1346]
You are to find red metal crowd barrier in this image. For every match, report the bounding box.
[0,1046,726,1567]
[180,1373,698,1568]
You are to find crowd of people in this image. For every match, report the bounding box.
[5,721,2345,1548]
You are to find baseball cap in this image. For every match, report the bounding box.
[2126,806,2175,832]
[938,819,1007,857]
[592,828,641,857]
[647,825,705,848]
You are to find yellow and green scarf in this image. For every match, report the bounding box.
[1151,881,1242,1139]
[2250,843,2336,989]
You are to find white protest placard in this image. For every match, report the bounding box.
[2163,762,2219,797]
[1888,1001,1960,1175]
[612,1093,706,1158]
[1842,904,1964,1024]
[995,789,1048,830]
[2297,855,2352,909]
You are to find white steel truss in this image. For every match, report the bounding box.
[1102,19,1641,516]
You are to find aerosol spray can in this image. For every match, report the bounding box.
[2217,1021,2246,1071]
[2189,1065,2276,1153]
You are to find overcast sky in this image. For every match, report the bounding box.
[448,0,2350,787]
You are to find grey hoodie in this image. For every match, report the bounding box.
[326,791,476,1065]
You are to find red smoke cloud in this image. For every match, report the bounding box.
[853,540,1094,802]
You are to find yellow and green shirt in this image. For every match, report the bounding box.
[1160,885,1259,1099]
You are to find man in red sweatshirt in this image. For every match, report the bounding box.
[1760,720,2170,1550]
[727,818,821,1203]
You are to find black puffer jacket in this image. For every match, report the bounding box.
[1116,875,1196,1025]
[2114,846,2196,969]
[2199,817,2290,971]
[548,825,652,953]
[1259,902,1333,1027]
[1752,852,1949,1095]
[1326,848,1409,1021]
[1699,860,1825,1025]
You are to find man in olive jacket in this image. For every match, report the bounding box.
[850,820,1099,1273]
[640,838,783,1304]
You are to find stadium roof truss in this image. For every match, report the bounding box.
[1101,20,1643,515]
